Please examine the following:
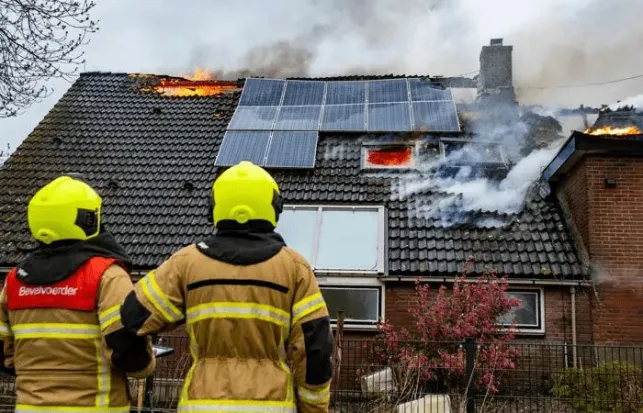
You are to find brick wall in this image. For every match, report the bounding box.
[562,155,643,344]
[383,282,593,344]
[564,158,590,247]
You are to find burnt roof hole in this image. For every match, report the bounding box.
[52,137,63,145]
[152,107,162,115]
[183,181,195,191]
[107,180,119,190]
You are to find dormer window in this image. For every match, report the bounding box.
[361,144,415,169]
[441,138,507,165]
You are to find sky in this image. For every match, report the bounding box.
[2,0,643,154]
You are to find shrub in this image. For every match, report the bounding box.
[365,258,521,399]
[552,360,643,413]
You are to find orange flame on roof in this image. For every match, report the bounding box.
[584,125,643,136]
[180,66,214,81]
[366,147,413,167]
[149,66,239,97]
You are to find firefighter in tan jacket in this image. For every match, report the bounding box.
[0,175,156,413]
[120,160,334,413]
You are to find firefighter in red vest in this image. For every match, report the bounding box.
[0,175,156,413]
[120,160,333,413]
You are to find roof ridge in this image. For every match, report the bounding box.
[80,71,131,77]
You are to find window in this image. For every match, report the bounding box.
[275,205,385,273]
[440,138,507,165]
[498,289,545,334]
[321,286,381,326]
[361,144,416,169]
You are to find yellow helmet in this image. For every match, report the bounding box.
[27,175,102,244]
[211,161,283,227]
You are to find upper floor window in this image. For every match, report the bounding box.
[275,205,386,273]
[361,144,416,169]
[441,138,507,165]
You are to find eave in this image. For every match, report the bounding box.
[543,131,643,183]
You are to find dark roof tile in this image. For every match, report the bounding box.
[0,72,590,279]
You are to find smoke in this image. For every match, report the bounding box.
[607,94,643,112]
[392,138,565,227]
[176,0,641,226]
[184,0,642,108]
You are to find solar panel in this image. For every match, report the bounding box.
[282,81,325,106]
[408,78,453,101]
[321,104,366,131]
[265,131,318,168]
[214,131,270,166]
[368,79,408,103]
[228,77,460,136]
[228,106,278,130]
[325,81,366,105]
[367,103,412,131]
[274,106,322,130]
[238,78,285,106]
[412,101,461,132]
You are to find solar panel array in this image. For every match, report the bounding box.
[215,130,318,168]
[215,77,461,168]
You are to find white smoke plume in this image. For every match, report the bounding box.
[176,0,642,226]
[608,94,643,112]
[185,0,643,108]
[392,138,565,227]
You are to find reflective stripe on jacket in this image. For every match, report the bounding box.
[0,257,156,412]
[122,239,334,413]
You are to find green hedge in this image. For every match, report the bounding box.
[552,360,643,413]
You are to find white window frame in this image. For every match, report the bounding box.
[498,287,546,335]
[281,204,386,274]
[360,142,418,170]
[317,277,384,330]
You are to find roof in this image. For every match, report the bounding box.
[0,72,589,280]
[544,130,643,183]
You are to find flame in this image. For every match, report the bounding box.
[180,66,214,81]
[584,125,643,136]
[366,146,413,167]
[144,67,239,97]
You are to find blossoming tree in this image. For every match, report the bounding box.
[366,258,522,397]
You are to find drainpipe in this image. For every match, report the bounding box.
[570,286,577,368]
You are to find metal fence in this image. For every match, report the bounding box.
[0,335,642,412]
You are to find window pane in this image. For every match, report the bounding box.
[316,209,380,271]
[501,292,539,327]
[321,287,379,322]
[275,208,318,263]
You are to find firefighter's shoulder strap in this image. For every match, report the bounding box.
[5,257,119,311]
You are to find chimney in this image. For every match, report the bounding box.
[478,38,515,99]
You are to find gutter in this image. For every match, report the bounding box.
[570,286,578,368]
[381,276,593,287]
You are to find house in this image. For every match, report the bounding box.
[1,38,639,352]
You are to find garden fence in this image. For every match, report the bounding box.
[0,335,641,412]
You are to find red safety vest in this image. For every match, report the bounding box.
[5,257,119,311]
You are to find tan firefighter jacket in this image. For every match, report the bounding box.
[0,232,156,413]
[120,229,334,413]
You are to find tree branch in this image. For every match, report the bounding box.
[0,0,99,117]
